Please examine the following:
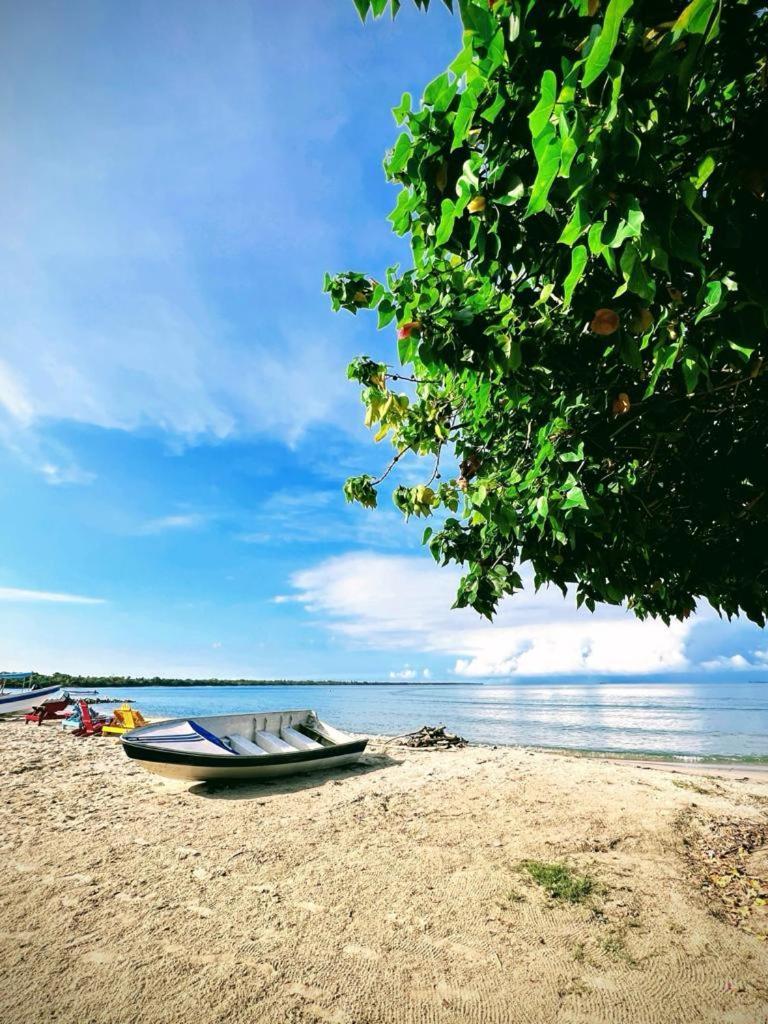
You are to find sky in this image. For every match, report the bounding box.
[0,0,765,681]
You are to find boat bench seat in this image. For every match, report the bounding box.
[280,726,322,751]
[221,725,326,756]
[254,730,296,754]
[227,733,267,756]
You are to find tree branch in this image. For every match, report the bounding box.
[372,447,412,485]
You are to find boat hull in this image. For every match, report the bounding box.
[0,685,62,717]
[121,709,368,783]
[126,742,367,782]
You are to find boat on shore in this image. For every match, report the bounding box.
[0,684,62,717]
[121,708,368,782]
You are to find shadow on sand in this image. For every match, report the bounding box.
[187,751,402,800]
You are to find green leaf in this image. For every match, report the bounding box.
[582,0,633,89]
[587,221,605,255]
[449,37,474,77]
[377,300,396,329]
[423,72,455,111]
[671,0,715,40]
[558,200,589,245]
[694,280,723,323]
[392,92,412,124]
[387,133,412,175]
[560,444,585,464]
[729,340,754,362]
[681,180,710,228]
[387,188,414,233]
[602,198,644,248]
[485,28,506,74]
[528,70,558,140]
[494,176,524,205]
[452,84,480,150]
[435,198,457,246]
[559,135,579,178]
[508,8,521,41]
[534,281,556,306]
[398,332,419,363]
[693,153,716,189]
[525,137,562,216]
[624,197,644,239]
[562,245,588,308]
[604,60,624,123]
[480,91,506,124]
[563,486,589,511]
[618,243,655,302]
[681,348,701,393]
[458,0,495,41]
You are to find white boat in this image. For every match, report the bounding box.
[0,684,63,717]
[121,708,368,782]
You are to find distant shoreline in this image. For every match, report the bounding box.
[106,681,469,687]
[25,675,768,687]
[30,678,469,688]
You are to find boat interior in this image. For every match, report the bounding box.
[126,709,357,758]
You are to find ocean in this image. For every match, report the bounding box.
[97,679,768,762]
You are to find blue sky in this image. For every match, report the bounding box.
[0,0,765,680]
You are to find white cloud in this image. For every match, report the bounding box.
[389,667,417,680]
[0,359,34,424]
[139,513,206,534]
[38,462,97,486]
[388,664,433,680]
[0,587,105,605]
[289,552,695,677]
[0,423,96,487]
[701,653,754,671]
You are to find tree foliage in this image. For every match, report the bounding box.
[327,0,768,624]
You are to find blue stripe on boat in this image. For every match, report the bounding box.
[132,734,201,744]
[0,685,60,705]
[189,720,234,752]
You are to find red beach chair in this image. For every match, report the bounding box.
[24,696,72,726]
[71,700,106,738]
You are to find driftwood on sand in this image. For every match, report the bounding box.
[394,724,468,749]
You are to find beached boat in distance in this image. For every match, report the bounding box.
[0,683,62,717]
[121,709,368,782]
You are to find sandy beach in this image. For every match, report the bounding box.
[1,720,767,1024]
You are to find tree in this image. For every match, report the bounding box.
[326,0,768,625]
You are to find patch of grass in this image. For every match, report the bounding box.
[599,930,634,964]
[572,941,586,962]
[520,860,595,904]
[505,888,525,904]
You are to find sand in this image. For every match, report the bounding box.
[1,719,767,1024]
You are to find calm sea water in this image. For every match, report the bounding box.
[96,680,768,762]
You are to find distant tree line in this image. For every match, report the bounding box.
[28,673,447,688]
